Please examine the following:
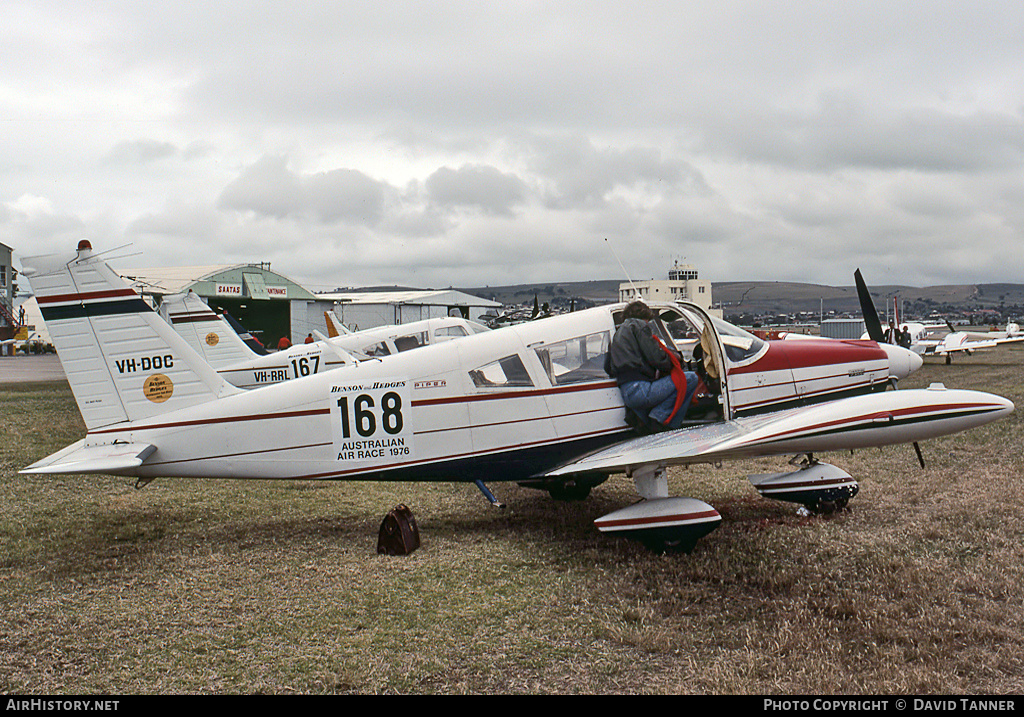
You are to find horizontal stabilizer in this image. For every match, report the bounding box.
[21,441,156,475]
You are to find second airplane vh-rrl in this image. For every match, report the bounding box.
[20,242,1014,552]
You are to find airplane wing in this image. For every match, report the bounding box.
[936,338,998,355]
[21,440,157,475]
[544,385,1012,476]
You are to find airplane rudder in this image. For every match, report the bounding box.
[23,243,236,429]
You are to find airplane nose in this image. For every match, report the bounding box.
[879,344,922,379]
[908,350,924,375]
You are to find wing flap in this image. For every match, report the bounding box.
[21,441,157,475]
[546,387,1013,476]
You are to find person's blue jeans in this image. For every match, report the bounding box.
[619,372,699,429]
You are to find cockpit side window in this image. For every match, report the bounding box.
[534,332,610,385]
[394,331,427,352]
[469,354,534,388]
[361,341,391,357]
[434,326,469,342]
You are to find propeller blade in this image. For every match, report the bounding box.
[854,269,885,343]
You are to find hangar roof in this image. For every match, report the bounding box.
[122,264,318,301]
[315,289,500,308]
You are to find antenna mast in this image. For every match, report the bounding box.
[605,238,642,301]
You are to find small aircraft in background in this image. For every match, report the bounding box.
[159,290,491,389]
[859,292,1023,364]
[21,242,1013,553]
[918,322,1024,364]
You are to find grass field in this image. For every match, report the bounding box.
[2,347,1023,694]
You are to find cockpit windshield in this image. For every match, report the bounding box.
[709,315,766,364]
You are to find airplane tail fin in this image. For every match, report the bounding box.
[324,310,351,337]
[219,309,270,355]
[159,291,258,368]
[21,241,241,431]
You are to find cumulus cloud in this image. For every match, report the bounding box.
[425,164,527,216]
[104,139,178,165]
[217,156,394,226]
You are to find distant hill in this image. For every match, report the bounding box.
[458,280,1024,321]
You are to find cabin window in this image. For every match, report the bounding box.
[469,354,534,388]
[394,331,427,352]
[434,326,469,342]
[534,332,610,385]
[361,341,391,357]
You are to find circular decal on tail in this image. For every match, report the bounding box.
[205,332,220,346]
[144,374,174,403]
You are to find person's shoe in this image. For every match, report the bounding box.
[624,410,650,435]
[646,418,671,433]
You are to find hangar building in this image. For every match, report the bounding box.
[124,263,319,349]
[122,264,502,347]
[310,289,502,332]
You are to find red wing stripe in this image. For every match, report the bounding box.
[751,402,1000,445]
[169,314,221,323]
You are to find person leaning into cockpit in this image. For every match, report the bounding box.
[605,301,698,433]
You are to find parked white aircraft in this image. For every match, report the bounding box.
[868,293,1024,363]
[866,319,1024,364]
[159,290,490,388]
[21,242,1014,552]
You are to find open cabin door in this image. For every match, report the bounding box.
[650,303,733,421]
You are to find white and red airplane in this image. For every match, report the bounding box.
[20,242,1014,552]
[158,290,490,388]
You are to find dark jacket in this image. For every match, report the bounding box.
[605,318,674,384]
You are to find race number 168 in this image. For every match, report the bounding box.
[336,392,403,438]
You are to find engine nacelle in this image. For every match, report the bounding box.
[748,462,859,514]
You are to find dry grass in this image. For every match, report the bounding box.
[2,346,1023,694]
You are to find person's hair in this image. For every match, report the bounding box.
[623,300,654,321]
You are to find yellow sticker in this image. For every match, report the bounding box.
[143,374,174,403]
[205,332,220,346]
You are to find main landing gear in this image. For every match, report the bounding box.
[594,455,860,554]
[593,464,722,554]
[746,453,859,515]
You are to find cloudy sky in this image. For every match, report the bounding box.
[3,1,1023,293]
